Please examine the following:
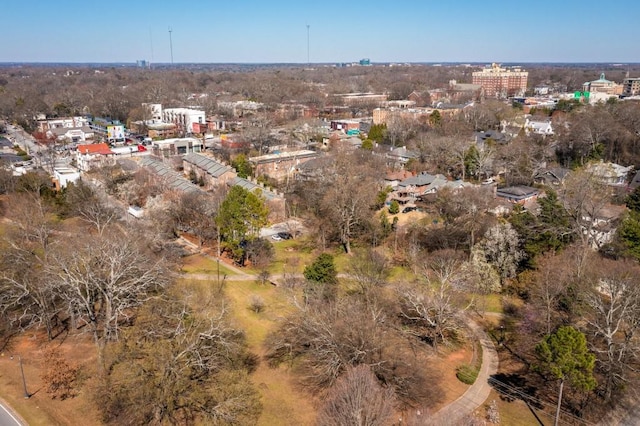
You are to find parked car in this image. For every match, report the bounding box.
[277,232,293,240]
[271,234,283,241]
[402,206,417,213]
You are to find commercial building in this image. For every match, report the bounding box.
[472,63,528,98]
[582,73,623,96]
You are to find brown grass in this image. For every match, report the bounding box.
[0,332,102,426]
[220,279,317,426]
[181,253,239,276]
[426,344,474,412]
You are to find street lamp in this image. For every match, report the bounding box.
[10,355,30,399]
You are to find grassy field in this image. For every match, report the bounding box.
[194,278,317,425]
[180,253,240,276]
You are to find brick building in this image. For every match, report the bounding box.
[472,63,528,98]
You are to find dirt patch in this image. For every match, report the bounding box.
[0,332,102,426]
[426,344,474,412]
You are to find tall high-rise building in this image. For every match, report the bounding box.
[472,63,528,98]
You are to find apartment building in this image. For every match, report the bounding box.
[162,108,205,134]
[623,77,640,96]
[472,63,528,98]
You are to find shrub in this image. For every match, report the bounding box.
[456,363,479,385]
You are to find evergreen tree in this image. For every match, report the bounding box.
[216,186,269,264]
[535,326,596,426]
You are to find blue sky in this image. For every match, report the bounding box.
[1,0,638,63]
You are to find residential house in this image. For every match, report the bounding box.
[395,172,441,202]
[524,118,553,136]
[76,143,115,171]
[534,167,571,187]
[586,161,634,187]
[495,185,539,204]
[384,170,413,189]
[182,152,236,189]
[386,146,419,167]
[474,130,510,146]
[249,150,318,183]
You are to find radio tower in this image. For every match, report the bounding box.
[306,24,310,65]
[168,27,174,65]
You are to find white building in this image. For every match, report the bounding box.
[53,167,81,189]
[36,116,90,133]
[524,118,554,136]
[48,126,95,144]
[162,108,205,134]
[142,103,163,121]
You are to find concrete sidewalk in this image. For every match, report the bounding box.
[427,318,499,425]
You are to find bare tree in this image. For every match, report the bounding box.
[528,252,572,335]
[5,192,57,252]
[98,296,261,425]
[0,247,62,340]
[320,148,381,253]
[48,233,169,359]
[66,180,119,236]
[317,365,396,426]
[266,296,435,405]
[348,249,390,297]
[583,258,640,402]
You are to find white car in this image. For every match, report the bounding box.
[271,234,282,241]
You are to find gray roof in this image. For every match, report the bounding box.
[388,146,419,159]
[496,185,538,200]
[230,177,280,201]
[139,157,201,193]
[399,172,438,187]
[183,152,234,178]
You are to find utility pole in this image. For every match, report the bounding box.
[168,27,174,65]
[306,24,310,65]
[11,355,29,398]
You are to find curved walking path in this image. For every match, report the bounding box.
[428,318,499,425]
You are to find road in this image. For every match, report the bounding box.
[3,124,41,156]
[0,399,25,426]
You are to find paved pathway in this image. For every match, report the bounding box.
[428,318,499,425]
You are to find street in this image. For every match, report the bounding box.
[0,400,24,426]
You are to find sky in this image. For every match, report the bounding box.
[1,0,639,64]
